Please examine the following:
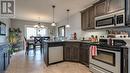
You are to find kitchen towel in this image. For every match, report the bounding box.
[90,46,97,56]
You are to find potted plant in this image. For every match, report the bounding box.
[8,28,22,55]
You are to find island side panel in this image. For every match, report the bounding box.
[49,46,63,64]
[43,42,49,66]
[48,42,64,65]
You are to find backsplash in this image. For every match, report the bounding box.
[82,29,107,40]
[82,27,130,40]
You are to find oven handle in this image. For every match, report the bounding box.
[97,48,119,53]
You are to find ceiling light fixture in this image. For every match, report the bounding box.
[51,5,56,26]
[34,17,45,28]
[66,9,70,28]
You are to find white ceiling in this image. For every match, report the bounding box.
[14,0,97,23]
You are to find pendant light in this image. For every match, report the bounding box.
[34,17,45,28]
[66,9,70,28]
[51,5,56,26]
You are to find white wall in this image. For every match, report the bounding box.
[0,18,10,44]
[11,19,56,38]
[57,11,130,40]
[57,12,107,40]
[11,19,56,50]
[57,12,83,39]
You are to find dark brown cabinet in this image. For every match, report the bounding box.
[64,42,90,67]
[80,43,90,67]
[64,42,71,61]
[94,0,107,17]
[94,0,124,16]
[89,6,95,28]
[64,42,80,62]
[81,0,125,30]
[81,9,89,30]
[81,6,94,30]
[125,0,130,25]
[107,0,124,13]
[121,48,128,73]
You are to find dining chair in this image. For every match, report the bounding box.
[24,37,34,55]
[43,37,50,40]
[34,37,43,53]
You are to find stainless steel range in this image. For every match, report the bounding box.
[89,39,127,73]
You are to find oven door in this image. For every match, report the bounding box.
[92,49,115,66]
[95,17,115,29]
[90,48,120,73]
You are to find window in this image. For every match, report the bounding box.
[26,27,36,39]
[26,27,48,39]
[38,28,48,36]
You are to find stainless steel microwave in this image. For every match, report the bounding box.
[95,10,125,29]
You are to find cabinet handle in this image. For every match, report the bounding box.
[124,59,125,68]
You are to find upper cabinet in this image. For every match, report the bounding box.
[94,0,107,17]
[94,0,125,17]
[81,0,125,30]
[89,6,95,29]
[81,9,89,30]
[126,0,130,25]
[107,0,124,13]
[81,6,94,30]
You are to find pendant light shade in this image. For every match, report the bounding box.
[66,24,70,28]
[34,17,45,28]
[34,25,39,28]
[51,5,56,26]
[51,22,56,26]
[66,9,70,28]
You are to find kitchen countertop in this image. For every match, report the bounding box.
[44,40,96,43]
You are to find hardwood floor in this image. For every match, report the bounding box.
[5,50,92,73]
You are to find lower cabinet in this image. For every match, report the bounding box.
[0,52,4,73]
[80,43,90,67]
[64,42,90,67]
[4,52,10,70]
[121,48,128,73]
[64,42,80,62]
[0,45,10,73]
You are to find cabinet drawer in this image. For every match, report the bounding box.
[64,42,80,47]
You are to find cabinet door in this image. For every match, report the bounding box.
[64,46,71,61]
[94,0,107,17]
[80,44,90,67]
[125,0,130,25]
[4,52,9,70]
[122,48,128,73]
[0,53,4,73]
[71,44,80,61]
[64,43,80,62]
[107,0,124,13]
[81,7,94,30]
[81,10,89,30]
[88,6,95,29]
[81,12,87,30]
[64,43,71,61]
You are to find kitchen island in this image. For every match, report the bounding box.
[43,40,91,66]
[43,39,128,73]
